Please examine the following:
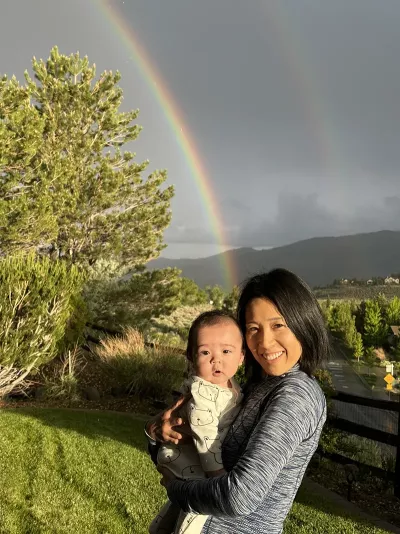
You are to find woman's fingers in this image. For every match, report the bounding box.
[161,423,183,443]
[149,394,191,444]
[162,395,188,420]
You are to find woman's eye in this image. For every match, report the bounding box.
[247,326,258,333]
[273,323,285,329]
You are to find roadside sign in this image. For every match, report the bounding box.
[386,383,393,391]
[386,363,394,374]
[384,373,395,384]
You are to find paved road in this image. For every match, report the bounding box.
[327,344,398,439]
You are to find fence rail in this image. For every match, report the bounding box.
[327,391,400,497]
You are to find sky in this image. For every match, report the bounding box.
[1,0,400,258]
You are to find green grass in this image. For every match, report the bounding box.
[0,408,394,534]
[286,487,390,533]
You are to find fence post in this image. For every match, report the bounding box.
[396,408,400,499]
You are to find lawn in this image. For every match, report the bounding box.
[0,408,394,534]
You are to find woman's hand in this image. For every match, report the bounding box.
[157,466,177,487]
[146,395,191,445]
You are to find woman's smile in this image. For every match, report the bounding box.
[260,350,285,362]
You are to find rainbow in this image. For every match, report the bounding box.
[92,0,237,289]
[261,3,341,171]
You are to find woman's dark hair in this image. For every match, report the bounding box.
[186,310,244,363]
[237,268,331,383]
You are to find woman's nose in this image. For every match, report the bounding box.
[258,328,274,349]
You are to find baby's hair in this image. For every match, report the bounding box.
[186,310,244,364]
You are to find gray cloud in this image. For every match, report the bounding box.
[166,194,400,248]
[1,1,400,257]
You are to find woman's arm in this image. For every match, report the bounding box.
[166,381,325,517]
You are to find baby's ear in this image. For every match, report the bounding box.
[240,350,245,364]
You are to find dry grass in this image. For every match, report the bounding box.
[96,328,186,401]
[42,346,84,401]
[96,327,145,358]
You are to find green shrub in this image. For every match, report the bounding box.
[0,253,85,369]
[314,369,335,397]
[336,435,386,470]
[42,348,82,402]
[84,265,182,329]
[96,328,186,401]
[234,364,246,387]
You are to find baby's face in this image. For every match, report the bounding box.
[194,320,244,387]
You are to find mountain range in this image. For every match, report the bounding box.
[148,230,400,289]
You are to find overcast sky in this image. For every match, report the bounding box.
[1,0,400,258]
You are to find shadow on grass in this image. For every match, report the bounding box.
[292,481,400,534]
[1,407,149,452]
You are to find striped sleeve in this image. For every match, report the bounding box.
[167,380,325,517]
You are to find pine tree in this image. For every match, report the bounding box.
[386,296,400,326]
[205,285,226,308]
[0,47,173,270]
[176,277,208,306]
[353,332,364,363]
[363,299,386,347]
[364,346,377,375]
[222,285,240,315]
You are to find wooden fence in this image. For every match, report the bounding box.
[324,391,400,497]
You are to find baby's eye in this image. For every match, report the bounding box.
[222,349,232,354]
[199,350,210,356]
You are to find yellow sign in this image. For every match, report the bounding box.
[386,383,393,391]
[384,373,395,384]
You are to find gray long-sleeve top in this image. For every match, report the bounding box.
[167,364,326,534]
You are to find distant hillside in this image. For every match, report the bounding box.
[148,230,400,289]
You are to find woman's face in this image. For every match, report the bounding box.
[245,298,302,376]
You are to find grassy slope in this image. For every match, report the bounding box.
[0,408,393,534]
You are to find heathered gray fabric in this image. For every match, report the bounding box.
[167,364,326,534]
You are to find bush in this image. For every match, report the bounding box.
[84,265,182,330]
[0,365,35,398]
[234,364,246,387]
[336,435,389,470]
[0,253,86,369]
[41,347,82,402]
[314,369,335,397]
[96,328,186,401]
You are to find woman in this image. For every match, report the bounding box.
[146,268,330,534]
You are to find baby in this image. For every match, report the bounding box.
[149,310,244,534]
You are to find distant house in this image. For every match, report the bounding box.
[340,279,349,285]
[366,279,373,285]
[385,276,400,285]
